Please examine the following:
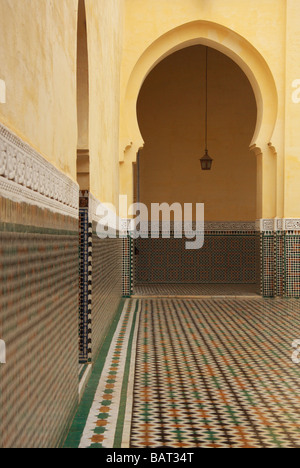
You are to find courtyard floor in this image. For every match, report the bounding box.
[64,296,300,448]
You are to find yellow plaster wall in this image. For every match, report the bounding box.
[120,0,287,219]
[77,0,89,151]
[85,0,124,208]
[284,0,300,218]
[1,0,299,218]
[0,0,78,180]
[137,45,257,221]
[121,0,285,129]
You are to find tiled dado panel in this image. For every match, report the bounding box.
[0,122,80,447]
[78,192,123,362]
[79,205,92,363]
[134,233,257,284]
[0,219,79,448]
[91,224,123,359]
[284,234,300,298]
[123,235,133,297]
[261,232,300,298]
[260,233,275,297]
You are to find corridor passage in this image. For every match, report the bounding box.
[64,297,300,449]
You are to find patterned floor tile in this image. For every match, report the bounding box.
[78,299,140,448]
[130,298,300,448]
[67,296,300,449]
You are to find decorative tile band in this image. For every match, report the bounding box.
[0,122,79,218]
[0,196,78,232]
[78,299,140,448]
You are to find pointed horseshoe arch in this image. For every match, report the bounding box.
[120,20,278,164]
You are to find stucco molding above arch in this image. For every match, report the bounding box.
[119,20,278,164]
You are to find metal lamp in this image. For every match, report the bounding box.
[200,46,213,171]
[200,149,213,170]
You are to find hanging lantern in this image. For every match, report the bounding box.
[200,46,214,171]
[200,149,213,170]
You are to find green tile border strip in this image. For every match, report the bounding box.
[0,221,78,236]
[78,364,88,382]
[63,298,139,448]
[78,299,138,448]
[113,300,140,448]
[79,364,93,401]
[63,298,126,448]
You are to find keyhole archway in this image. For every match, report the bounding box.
[136,44,257,222]
[132,44,259,294]
[119,20,279,297]
[119,21,278,219]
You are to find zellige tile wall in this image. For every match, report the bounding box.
[0,205,79,448]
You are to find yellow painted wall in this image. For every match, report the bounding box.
[284,0,300,218]
[77,0,89,151]
[85,0,124,208]
[77,0,90,191]
[0,0,299,219]
[137,45,257,221]
[120,0,289,220]
[0,0,78,180]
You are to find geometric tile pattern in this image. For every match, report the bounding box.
[0,222,79,448]
[261,231,300,298]
[284,234,300,298]
[78,300,139,448]
[123,236,134,297]
[131,298,300,448]
[134,283,259,297]
[275,232,284,297]
[78,191,123,363]
[135,234,257,284]
[91,230,123,359]
[79,202,92,363]
[260,232,275,297]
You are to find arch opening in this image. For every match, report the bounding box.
[77,0,91,364]
[76,0,90,191]
[133,44,260,296]
[120,20,278,169]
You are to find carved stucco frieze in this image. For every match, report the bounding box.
[0,123,79,218]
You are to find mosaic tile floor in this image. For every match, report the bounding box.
[65,297,300,448]
[134,283,259,297]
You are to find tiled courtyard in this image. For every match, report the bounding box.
[65,296,300,449]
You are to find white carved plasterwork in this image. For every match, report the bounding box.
[141,221,255,233]
[0,123,79,218]
[257,218,300,232]
[257,219,276,232]
[111,220,256,235]
[203,221,255,232]
[283,218,300,231]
